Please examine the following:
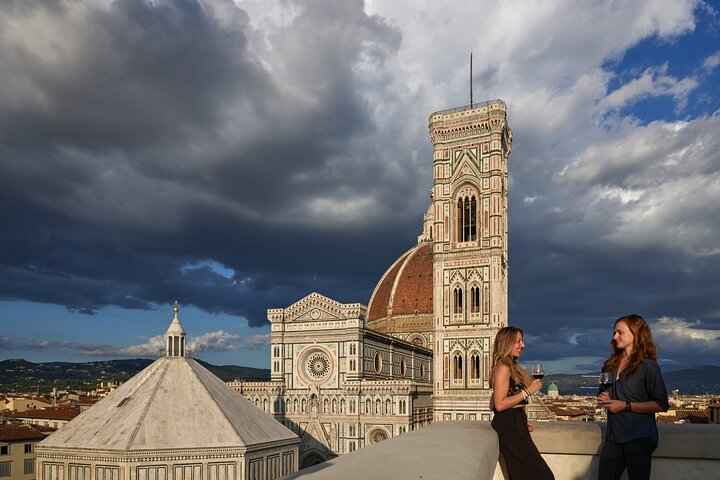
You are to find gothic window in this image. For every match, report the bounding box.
[453,353,463,380]
[470,353,481,380]
[365,399,371,414]
[385,398,391,414]
[340,399,346,413]
[349,399,356,414]
[470,286,481,314]
[375,399,381,414]
[457,195,477,242]
[454,287,463,314]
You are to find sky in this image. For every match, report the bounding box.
[1,0,719,375]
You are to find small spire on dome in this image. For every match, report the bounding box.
[166,299,186,357]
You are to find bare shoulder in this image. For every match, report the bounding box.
[492,363,510,379]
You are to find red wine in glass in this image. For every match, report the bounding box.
[531,363,544,380]
[600,372,613,392]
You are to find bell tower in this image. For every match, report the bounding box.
[429,100,512,421]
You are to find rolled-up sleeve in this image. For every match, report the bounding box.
[645,359,669,412]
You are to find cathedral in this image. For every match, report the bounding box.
[230,99,513,468]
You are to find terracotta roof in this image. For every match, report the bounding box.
[549,406,588,417]
[367,249,414,323]
[0,424,46,441]
[5,407,81,421]
[367,242,433,336]
[674,409,709,424]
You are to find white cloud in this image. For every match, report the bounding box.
[597,65,698,115]
[653,316,720,354]
[702,50,720,71]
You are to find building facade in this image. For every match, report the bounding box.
[229,293,433,469]
[0,425,45,480]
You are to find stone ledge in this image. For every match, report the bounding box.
[284,421,498,480]
[285,421,720,480]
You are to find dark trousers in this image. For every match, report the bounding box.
[492,408,554,480]
[598,437,656,480]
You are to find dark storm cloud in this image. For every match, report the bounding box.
[0,0,417,327]
[508,112,720,368]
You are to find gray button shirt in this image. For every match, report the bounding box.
[605,358,669,445]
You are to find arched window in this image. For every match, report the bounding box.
[453,287,463,314]
[470,353,481,380]
[470,286,481,314]
[453,353,463,380]
[457,195,477,242]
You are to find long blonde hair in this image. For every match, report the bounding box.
[491,326,525,387]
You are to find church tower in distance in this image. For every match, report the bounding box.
[428,100,512,421]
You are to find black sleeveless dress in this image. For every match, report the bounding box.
[491,376,554,480]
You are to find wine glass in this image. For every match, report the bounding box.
[599,372,613,393]
[531,363,545,380]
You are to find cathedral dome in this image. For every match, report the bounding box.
[366,242,433,346]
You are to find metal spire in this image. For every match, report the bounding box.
[470,52,473,107]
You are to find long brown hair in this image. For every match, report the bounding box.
[602,314,658,377]
[491,326,525,387]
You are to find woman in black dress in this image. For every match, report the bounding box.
[490,326,554,480]
[598,314,669,480]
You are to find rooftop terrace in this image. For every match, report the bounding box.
[285,421,720,480]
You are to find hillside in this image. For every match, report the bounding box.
[0,358,270,393]
[2,358,718,395]
[544,365,720,396]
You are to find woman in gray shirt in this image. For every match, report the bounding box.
[597,314,669,480]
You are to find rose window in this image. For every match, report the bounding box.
[306,352,331,380]
[368,428,388,444]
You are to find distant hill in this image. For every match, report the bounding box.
[2,358,717,396]
[545,365,720,396]
[0,358,270,393]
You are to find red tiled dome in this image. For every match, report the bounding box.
[366,242,433,343]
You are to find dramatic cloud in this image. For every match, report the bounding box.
[1,0,719,371]
[0,329,263,358]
